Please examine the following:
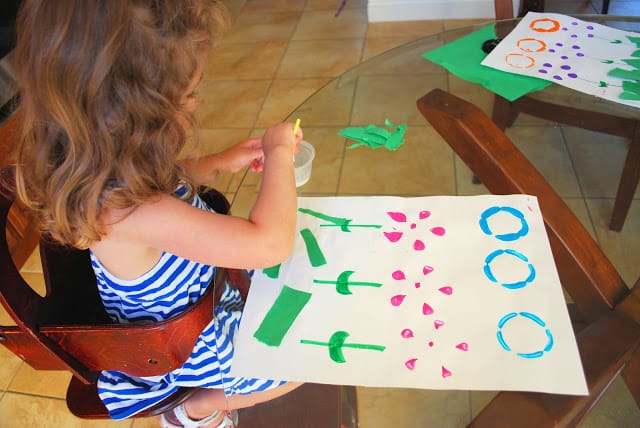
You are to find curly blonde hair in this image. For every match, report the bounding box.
[13,0,228,248]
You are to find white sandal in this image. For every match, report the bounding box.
[160,403,238,428]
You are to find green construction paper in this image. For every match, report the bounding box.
[338,119,407,151]
[422,24,551,101]
[253,285,312,347]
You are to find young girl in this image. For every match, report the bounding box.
[13,1,302,427]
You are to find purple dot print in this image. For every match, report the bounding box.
[577,52,585,57]
[568,73,578,78]
[571,34,578,38]
[561,55,569,60]
[556,42,564,47]
[587,25,594,30]
[588,34,594,38]
[571,21,578,26]
[549,49,556,53]
[572,45,581,50]
[561,65,571,70]
[538,69,548,74]
[553,75,563,81]
[562,27,568,31]
[543,63,552,68]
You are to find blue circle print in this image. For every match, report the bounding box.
[479,206,529,241]
[483,249,536,289]
[496,312,554,359]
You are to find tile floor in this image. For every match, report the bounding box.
[1,0,639,426]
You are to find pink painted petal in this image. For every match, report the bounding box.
[410,223,417,229]
[419,210,431,219]
[390,295,406,306]
[413,240,425,251]
[392,270,406,280]
[456,342,469,351]
[414,282,421,289]
[441,366,452,378]
[387,212,407,222]
[422,302,434,315]
[384,231,403,243]
[423,265,434,275]
[401,328,414,338]
[434,320,445,329]
[405,358,418,370]
[438,286,453,295]
[430,226,446,236]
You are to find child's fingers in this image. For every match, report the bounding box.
[250,157,264,172]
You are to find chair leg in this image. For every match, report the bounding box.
[602,0,610,14]
[491,95,519,130]
[519,0,546,16]
[609,125,640,231]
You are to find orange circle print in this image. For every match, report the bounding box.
[517,38,547,53]
[504,53,535,69]
[529,18,560,32]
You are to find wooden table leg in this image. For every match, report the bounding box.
[609,123,640,231]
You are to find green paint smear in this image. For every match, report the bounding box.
[622,58,640,68]
[313,270,382,295]
[253,285,312,347]
[608,67,640,81]
[339,119,407,151]
[300,228,327,267]
[263,264,281,279]
[622,79,640,96]
[628,36,640,47]
[300,330,386,363]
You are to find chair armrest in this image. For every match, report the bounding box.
[417,89,629,322]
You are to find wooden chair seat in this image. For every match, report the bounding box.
[417,88,639,426]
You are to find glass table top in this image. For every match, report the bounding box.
[236,15,639,198]
[232,15,640,427]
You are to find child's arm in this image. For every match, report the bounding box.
[178,138,265,186]
[102,122,301,270]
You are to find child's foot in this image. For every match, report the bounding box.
[160,404,237,428]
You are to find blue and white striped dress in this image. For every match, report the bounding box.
[91,191,286,420]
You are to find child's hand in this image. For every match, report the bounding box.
[218,138,264,173]
[262,122,302,158]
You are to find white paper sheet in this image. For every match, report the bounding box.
[231,195,588,395]
[482,12,640,108]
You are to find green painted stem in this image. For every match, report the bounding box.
[300,340,386,351]
[313,280,382,287]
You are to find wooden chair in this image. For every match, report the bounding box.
[491,0,638,231]
[0,164,356,426]
[417,88,639,427]
[495,0,544,20]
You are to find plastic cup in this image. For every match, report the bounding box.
[294,140,315,187]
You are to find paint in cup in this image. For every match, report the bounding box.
[294,140,315,187]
